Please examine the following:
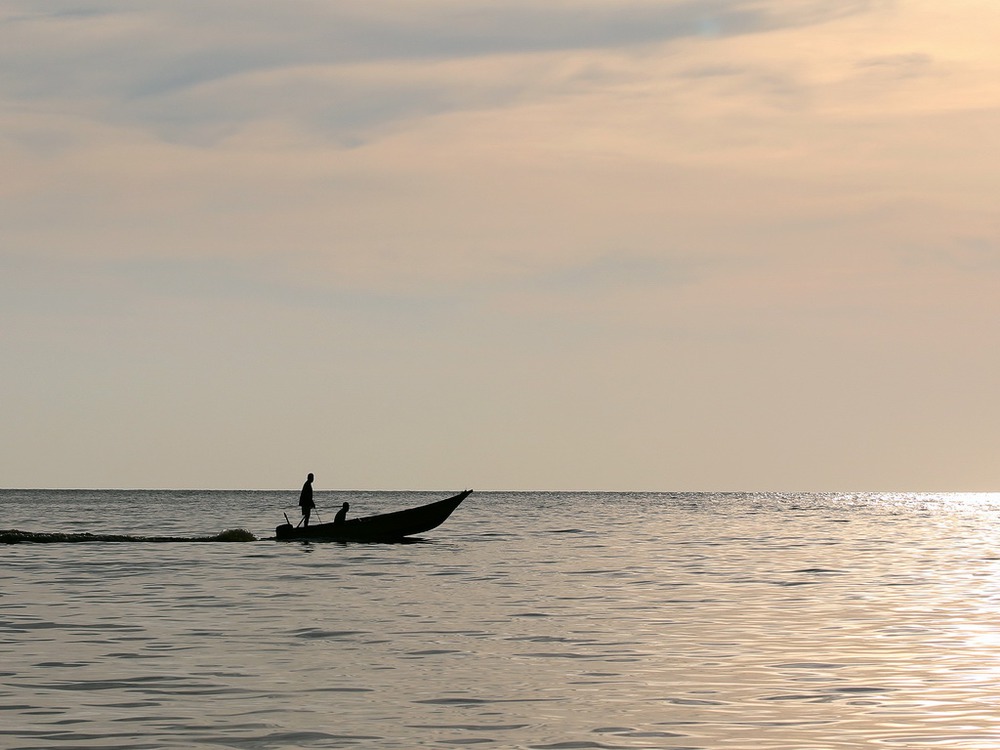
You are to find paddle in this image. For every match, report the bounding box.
[288,509,318,527]
[283,507,318,528]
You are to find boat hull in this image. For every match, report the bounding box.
[275,490,471,542]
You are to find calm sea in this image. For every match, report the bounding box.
[4,490,1000,749]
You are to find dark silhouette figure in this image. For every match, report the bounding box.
[299,473,315,526]
[334,502,349,526]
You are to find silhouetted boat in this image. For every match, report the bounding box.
[275,490,472,542]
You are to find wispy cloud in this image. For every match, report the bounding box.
[1,0,881,144]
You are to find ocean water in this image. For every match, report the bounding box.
[4,490,1000,749]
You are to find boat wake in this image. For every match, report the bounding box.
[0,528,258,544]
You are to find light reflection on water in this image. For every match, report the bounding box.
[3,491,1000,748]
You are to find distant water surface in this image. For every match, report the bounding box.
[4,490,1000,748]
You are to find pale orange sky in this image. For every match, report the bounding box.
[3,0,1000,490]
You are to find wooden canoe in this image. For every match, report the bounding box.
[275,490,471,542]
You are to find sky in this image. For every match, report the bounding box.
[3,0,1000,491]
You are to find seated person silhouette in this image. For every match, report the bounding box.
[334,502,349,526]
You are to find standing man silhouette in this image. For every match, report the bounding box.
[299,473,315,526]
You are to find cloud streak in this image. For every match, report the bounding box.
[1,0,881,142]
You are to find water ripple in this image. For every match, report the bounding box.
[7,490,1000,748]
